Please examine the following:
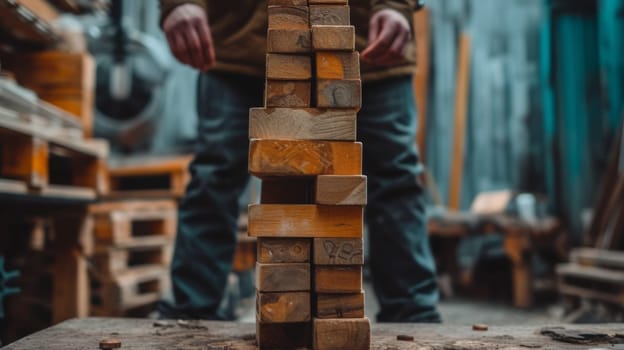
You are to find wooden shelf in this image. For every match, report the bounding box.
[0,0,59,47]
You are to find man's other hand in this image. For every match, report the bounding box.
[361,9,411,66]
[163,4,216,71]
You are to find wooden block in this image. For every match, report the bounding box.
[315,175,367,205]
[0,135,48,188]
[316,292,365,318]
[317,79,361,108]
[258,238,311,263]
[265,80,311,107]
[313,318,371,350]
[313,238,363,265]
[257,322,311,350]
[312,25,355,51]
[256,262,310,292]
[268,0,308,5]
[316,52,360,80]
[268,6,309,29]
[267,28,311,53]
[249,140,362,176]
[266,54,312,80]
[315,266,362,293]
[261,178,314,204]
[310,5,350,25]
[309,0,347,3]
[249,108,357,141]
[248,204,363,238]
[257,292,311,323]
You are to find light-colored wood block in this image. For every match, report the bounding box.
[312,25,355,51]
[261,178,314,204]
[313,238,363,265]
[249,108,357,141]
[315,266,362,293]
[317,79,361,108]
[258,238,311,263]
[267,28,311,53]
[315,175,366,205]
[313,318,371,350]
[257,322,311,350]
[258,292,311,323]
[316,52,360,80]
[265,80,311,107]
[266,54,312,80]
[249,140,362,177]
[248,204,363,238]
[310,5,350,25]
[316,292,365,318]
[268,0,308,5]
[256,262,310,292]
[268,5,309,29]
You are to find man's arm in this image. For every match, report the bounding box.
[160,0,215,71]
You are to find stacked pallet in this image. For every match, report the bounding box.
[249,1,370,349]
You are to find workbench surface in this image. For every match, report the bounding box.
[4,318,624,350]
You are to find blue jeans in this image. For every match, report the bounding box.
[161,71,440,322]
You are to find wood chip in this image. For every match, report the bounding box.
[473,324,489,331]
[397,334,414,341]
[99,338,121,349]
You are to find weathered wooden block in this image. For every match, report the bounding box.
[313,238,363,265]
[267,29,311,53]
[269,0,308,5]
[317,79,361,108]
[249,140,362,176]
[256,262,310,292]
[249,108,357,141]
[248,204,363,238]
[258,238,311,263]
[316,291,365,318]
[268,6,309,29]
[310,5,350,25]
[315,175,366,205]
[261,178,314,204]
[257,292,311,323]
[312,25,355,50]
[315,266,362,293]
[266,54,312,80]
[313,318,371,350]
[309,0,347,3]
[257,322,311,350]
[265,80,311,107]
[316,52,360,80]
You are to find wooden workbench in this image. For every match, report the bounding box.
[4,318,624,349]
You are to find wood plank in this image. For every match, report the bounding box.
[249,140,362,177]
[308,0,348,5]
[248,204,363,238]
[266,54,312,80]
[571,248,624,270]
[315,266,362,293]
[256,262,310,292]
[317,79,362,108]
[557,263,624,285]
[257,292,311,323]
[413,8,431,160]
[313,318,371,350]
[315,175,366,205]
[0,134,48,188]
[249,108,357,141]
[313,238,363,265]
[267,28,311,53]
[261,178,314,204]
[316,292,365,319]
[312,25,355,51]
[265,80,311,107]
[267,5,309,29]
[258,238,311,263]
[310,5,350,26]
[268,0,308,6]
[257,322,311,350]
[316,52,360,80]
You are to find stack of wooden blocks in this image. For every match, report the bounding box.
[248,0,370,349]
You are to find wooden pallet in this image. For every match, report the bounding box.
[92,237,173,277]
[557,263,624,305]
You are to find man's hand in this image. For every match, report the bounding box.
[361,9,412,66]
[163,4,216,71]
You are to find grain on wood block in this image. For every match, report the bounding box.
[249,108,357,141]
[312,25,355,51]
[267,28,311,53]
[316,52,360,80]
[316,291,365,318]
[248,204,363,238]
[310,5,350,25]
[249,140,362,176]
[268,0,308,5]
[266,54,312,80]
[315,266,362,293]
[265,80,311,107]
[313,238,363,265]
[261,178,314,204]
[257,322,311,350]
[258,238,311,263]
[309,0,348,3]
[257,292,311,323]
[315,175,366,205]
[268,6,309,29]
[256,262,310,292]
[317,79,361,108]
[313,318,371,350]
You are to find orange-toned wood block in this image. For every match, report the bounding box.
[315,175,367,205]
[316,52,360,80]
[265,81,311,107]
[268,6,309,29]
[313,318,370,350]
[267,28,311,53]
[312,25,355,51]
[249,108,357,141]
[315,266,362,293]
[316,292,365,318]
[310,5,350,26]
[257,292,311,323]
[258,238,311,263]
[256,262,310,292]
[266,54,312,80]
[313,238,363,265]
